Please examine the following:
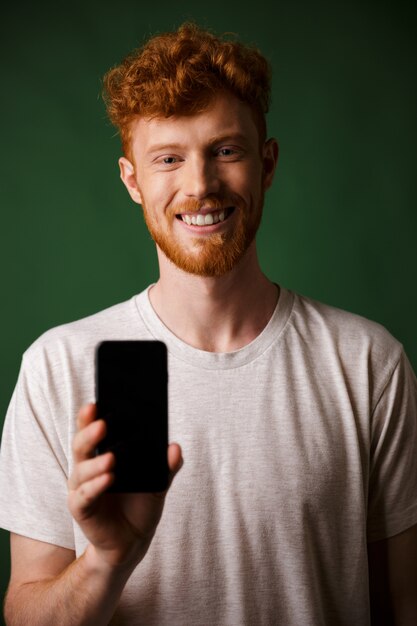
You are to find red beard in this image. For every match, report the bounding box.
[142,191,264,277]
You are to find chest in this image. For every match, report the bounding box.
[167,359,369,530]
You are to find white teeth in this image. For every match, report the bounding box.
[181,209,229,226]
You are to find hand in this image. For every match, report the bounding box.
[67,403,183,570]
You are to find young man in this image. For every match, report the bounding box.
[1,23,416,625]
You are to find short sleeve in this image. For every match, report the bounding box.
[367,348,417,542]
[0,354,75,549]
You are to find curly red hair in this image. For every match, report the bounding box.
[102,23,271,159]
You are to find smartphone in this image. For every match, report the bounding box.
[95,340,169,492]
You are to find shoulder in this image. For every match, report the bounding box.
[21,290,151,371]
[287,290,405,389]
[291,290,402,353]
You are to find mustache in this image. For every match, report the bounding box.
[168,193,243,216]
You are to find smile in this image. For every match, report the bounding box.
[177,208,234,226]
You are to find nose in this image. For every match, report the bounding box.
[182,155,220,199]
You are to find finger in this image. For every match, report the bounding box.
[76,403,97,431]
[167,443,183,487]
[68,451,115,490]
[168,443,183,472]
[72,418,107,463]
[68,473,115,521]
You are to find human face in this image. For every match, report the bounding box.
[119,93,278,277]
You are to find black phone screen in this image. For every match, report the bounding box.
[95,340,168,492]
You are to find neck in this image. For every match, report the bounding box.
[149,242,279,352]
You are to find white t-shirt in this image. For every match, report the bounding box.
[1,286,416,625]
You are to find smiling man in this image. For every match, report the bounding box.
[121,93,271,280]
[1,23,417,626]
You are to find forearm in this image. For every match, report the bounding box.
[4,545,135,626]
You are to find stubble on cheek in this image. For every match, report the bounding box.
[141,191,263,278]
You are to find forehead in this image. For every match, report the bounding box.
[130,93,259,155]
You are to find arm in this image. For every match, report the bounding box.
[4,403,183,626]
[4,535,134,626]
[368,523,417,626]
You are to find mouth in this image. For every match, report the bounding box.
[176,207,235,226]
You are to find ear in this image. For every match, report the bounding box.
[119,157,143,205]
[262,138,279,191]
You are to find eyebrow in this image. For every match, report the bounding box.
[207,132,250,146]
[146,143,184,155]
[146,133,250,156]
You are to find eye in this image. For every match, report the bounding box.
[154,155,182,169]
[217,148,235,157]
[215,146,244,160]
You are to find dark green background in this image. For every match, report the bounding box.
[1,0,416,619]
